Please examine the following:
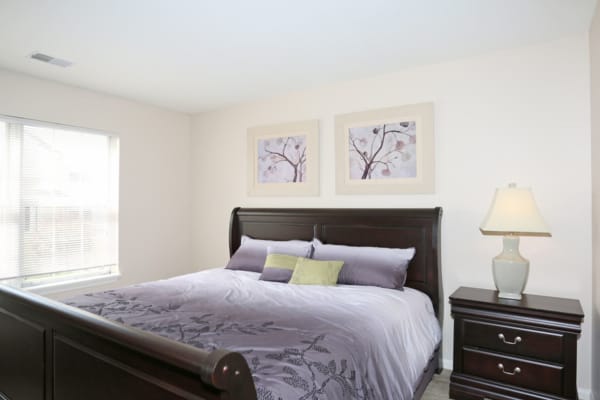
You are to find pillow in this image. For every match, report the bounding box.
[312,239,415,289]
[259,252,300,283]
[288,258,344,286]
[226,235,312,273]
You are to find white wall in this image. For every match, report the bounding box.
[590,3,600,399]
[191,35,593,394]
[0,68,194,299]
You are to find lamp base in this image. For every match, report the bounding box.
[492,236,529,300]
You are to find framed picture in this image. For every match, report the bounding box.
[247,119,319,196]
[335,102,434,194]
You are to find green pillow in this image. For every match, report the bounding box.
[289,258,344,286]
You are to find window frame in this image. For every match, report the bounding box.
[0,114,120,294]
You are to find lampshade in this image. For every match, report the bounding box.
[480,183,551,236]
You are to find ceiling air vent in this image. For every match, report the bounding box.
[30,52,73,68]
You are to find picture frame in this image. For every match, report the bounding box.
[335,102,434,194]
[247,119,319,196]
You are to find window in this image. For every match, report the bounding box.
[0,116,119,291]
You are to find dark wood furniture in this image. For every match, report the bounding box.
[0,207,442,400]
[449,287,584,400]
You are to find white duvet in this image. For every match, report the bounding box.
[69,268,442,399]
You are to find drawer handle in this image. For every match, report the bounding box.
[497,363,521,376]
[498,333,522,345]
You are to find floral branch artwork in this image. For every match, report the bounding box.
[335,103,434,194]
[248,119,319,196]
[348,121,416,180]
[258,135,307,184]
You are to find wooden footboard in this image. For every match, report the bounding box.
[0,284,257,400]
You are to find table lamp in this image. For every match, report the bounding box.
[480,183,551,300]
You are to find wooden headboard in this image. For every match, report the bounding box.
[229,207,443,319]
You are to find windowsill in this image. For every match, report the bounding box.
[25,273,121,296]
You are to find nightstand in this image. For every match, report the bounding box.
[449,287,583,400]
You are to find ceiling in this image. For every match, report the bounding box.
[0,0,596,113]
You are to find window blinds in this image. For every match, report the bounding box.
[0,117,119,289]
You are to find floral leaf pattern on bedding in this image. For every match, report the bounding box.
[256,334,372,400]
[129,319,284,350]
[70,293,284,351]
[76,290,181,317]
[67,293,372,399]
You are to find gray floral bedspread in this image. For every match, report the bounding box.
[66,268,441,400]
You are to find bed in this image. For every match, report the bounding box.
[0,207,443,400]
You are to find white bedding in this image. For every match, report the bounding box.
[69,268,442,399]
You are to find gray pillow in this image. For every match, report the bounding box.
[258,246,306,283]
[226,235,313,273]
[311,239,415,289]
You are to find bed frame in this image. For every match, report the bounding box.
[0,207,442,400]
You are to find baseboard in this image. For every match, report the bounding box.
[441,358,591,400]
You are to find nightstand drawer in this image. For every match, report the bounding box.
[463,348,564,395]
[463,319,563,362]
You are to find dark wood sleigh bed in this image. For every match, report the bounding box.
[0,207,443,400]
